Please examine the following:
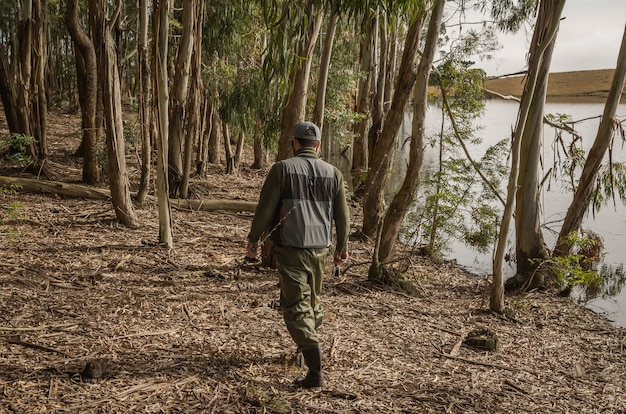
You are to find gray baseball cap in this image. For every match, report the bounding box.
[293,121,321,141]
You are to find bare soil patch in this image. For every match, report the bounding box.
[1,110,625,413]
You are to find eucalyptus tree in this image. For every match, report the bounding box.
[202,0,274,171]
[312,10,339,135]
[361,4,428,238]
[371,0,445,277]
[168,0,199,197]
[88,0,139,228]
[66,0,99,185]
[491,0,566,297]
[351,9,377,193]
[153,0,173,246]
[553,28,626,258]
[180,1,204,197]
[135,0,151,204]
[0,1,20,133]
[268,0,324,161]
[0,0,51,177]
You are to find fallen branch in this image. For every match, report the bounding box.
[111,328,179,340]
[0,323,79,332]
[439,352,540,376]
[485,89,582,139]
[5,338,70,358]
[0,175,257,212]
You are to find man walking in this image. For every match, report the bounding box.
[246,121,350,388]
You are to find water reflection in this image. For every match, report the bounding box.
[325,100,626,327]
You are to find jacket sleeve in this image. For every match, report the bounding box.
[248,163,283,242]
[332,167,350,253]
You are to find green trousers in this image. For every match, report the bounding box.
[274,245,329,351]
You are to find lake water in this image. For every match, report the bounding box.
[329,100,626,328]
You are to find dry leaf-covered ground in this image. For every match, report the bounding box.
[1,111,625,413]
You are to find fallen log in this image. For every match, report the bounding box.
[169,198,256,212]
[0,176,257,213]
[0,175,110,200]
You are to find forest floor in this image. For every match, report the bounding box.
[1,108,625,413]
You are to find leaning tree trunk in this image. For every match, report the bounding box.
[168,0,196,197]
[89,0,139,229]
[554,27,626,258]
[375,0,445,266]
[362,15,425,238]
[276,3,323,161]
[153,0,173,247]
[135,0,152,204]
[66,0,99,185]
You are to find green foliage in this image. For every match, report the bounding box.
[1,186,22,239]
[590,163,626,215]
[245,384,291,413]
[477,0,538,33]
[0,133,35,166]
[546,112,626,217]
[411,58,507,257]
[530,231,604,289]
[219,65,282,151]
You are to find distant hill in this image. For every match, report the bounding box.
[485,69,625,102]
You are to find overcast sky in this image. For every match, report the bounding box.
[471,0,626,76]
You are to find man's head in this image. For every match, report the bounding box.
[293,121,321,149]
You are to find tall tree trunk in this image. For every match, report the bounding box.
[351,13,377,194]
[89,0,139,229]
[367,14,388,165]
[208,105,221,164]
[196,99,211,176]
[251,116,267,169]
[376,0,445,265]
[66,0,99,185]
[514,0,565,286]
[234,129,245,169]
[361,15,426,238]
[16,0,52,178]
[136,0,152,204]
[31,0,48,165]
[492,1,566,308]
[383,24,397,116]
[168,0,196,197]
[312,11,338,134]
[0,43,20,133]
[276,3,323,161]
[180,1,204,199]
[153,0,173,247]
[17,0,33,138]
[223,123,235,174]
[554,27,626,258]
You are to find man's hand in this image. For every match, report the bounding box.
[246,241,259,260]
[333,251,349,265]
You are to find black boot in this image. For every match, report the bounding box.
[294,347,323,388]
